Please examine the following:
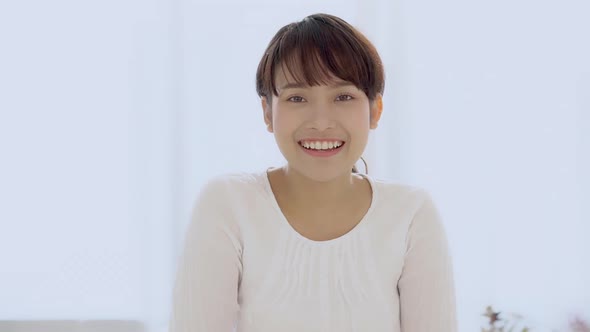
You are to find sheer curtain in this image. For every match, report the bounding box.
[1,0,587,331]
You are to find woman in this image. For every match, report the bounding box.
[169,13,457,332]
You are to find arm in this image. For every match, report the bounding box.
[169,178,243,332]
[398,190,457,332]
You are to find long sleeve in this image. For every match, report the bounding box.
[169,178,243,332]
[398,190,457,332]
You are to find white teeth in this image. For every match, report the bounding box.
[300,140,344,150]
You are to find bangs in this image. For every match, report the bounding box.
[256,14,384,100]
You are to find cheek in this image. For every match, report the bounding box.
[271,104,301,126]
[343,107,371,128]
[344,109,371,147]
[271,109,299,144]
[271,111,291,132]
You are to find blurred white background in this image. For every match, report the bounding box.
[0,0,588,331]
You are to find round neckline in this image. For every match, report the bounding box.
[259,168,379,246]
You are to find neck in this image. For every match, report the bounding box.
[269,165,360,211]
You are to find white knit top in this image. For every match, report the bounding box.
[169,171,457,332]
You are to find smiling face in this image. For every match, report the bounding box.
[262,67,382,182]
[256,14,385,181]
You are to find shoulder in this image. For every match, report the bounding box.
[368,177,447,241]
[189,171,267,232]
[196,171,267,203]
[368,176,433,213]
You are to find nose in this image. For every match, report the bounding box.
[307,102,336,131]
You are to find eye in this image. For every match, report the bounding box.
[335,94,354,101]
[287,96,305,103]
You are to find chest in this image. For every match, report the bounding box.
[285,213,363,241]
[280,195,372,242]
[238,296,399,332]
[237,226,402,332]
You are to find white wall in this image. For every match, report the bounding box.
[381,0,590,329]
[0,0,176,330]
[1,0,588,331]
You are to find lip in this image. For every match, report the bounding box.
[298,140,345,157]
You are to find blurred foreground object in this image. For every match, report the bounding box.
[0,320,144,332]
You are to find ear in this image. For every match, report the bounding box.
[261,96,273,133]
[369,94,383,129]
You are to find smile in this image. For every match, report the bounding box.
[298,139,345,157]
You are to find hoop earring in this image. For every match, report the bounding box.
[352,157,369,174]
[360,156,368,174]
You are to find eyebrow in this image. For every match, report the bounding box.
[279,81,356,90]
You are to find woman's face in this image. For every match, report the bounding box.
[262,67,382,182]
